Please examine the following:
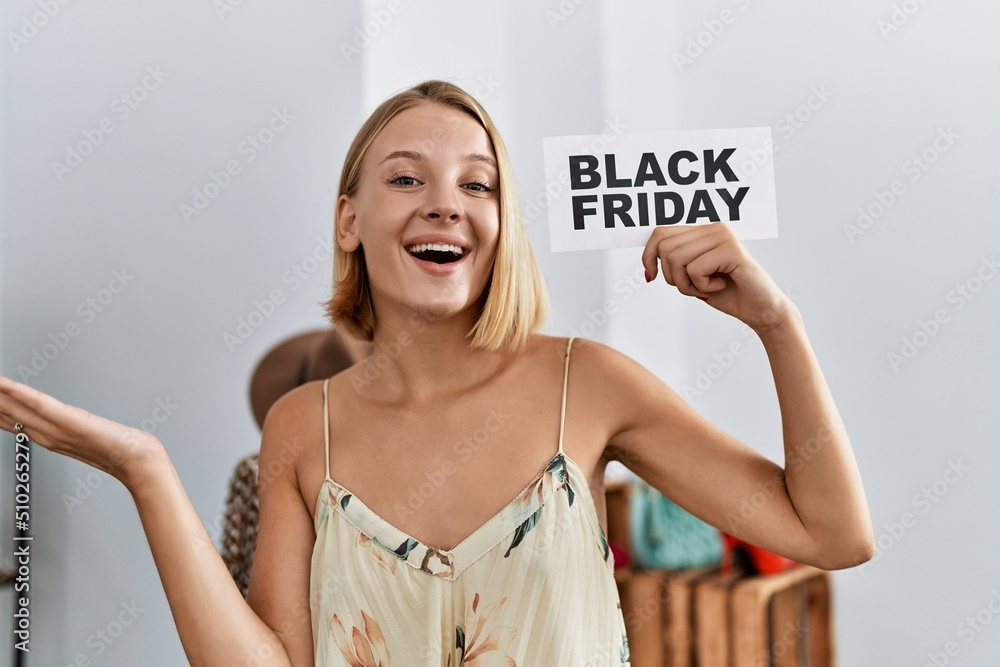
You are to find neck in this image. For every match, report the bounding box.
[355,303,504,406]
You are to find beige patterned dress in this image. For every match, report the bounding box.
[311,337,630,666]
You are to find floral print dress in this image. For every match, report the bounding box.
[311,337,630,666]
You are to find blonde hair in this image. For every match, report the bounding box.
[325,80,550,354]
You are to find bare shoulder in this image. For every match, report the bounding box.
[563,335,653,394]
[261,380,323,438]
[559,335,671,461]
[531,334,654,461]
[257,380,327,491]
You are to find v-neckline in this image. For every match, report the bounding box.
[314,449,588,580]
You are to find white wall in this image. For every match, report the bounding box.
[2,1,997,664]
[597,1,1000,665]
[1,1,361,664]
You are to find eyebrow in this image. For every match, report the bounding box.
[377,150,498,169]
[378,150,423,166]
[465,153,498,169]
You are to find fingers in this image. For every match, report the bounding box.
[640,227,692,281]
[641,223,730,296]
[658,233,726,295]
[0,375,160,484]
[0,375,101,450]
[0,375,92,435]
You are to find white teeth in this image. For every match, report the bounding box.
[406,243,465,255]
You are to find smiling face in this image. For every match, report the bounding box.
[336,102,501,325]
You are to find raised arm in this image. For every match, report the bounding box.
[0,375,296,665]
[599,222,877,570]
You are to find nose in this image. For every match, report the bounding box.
[419,181,463,222]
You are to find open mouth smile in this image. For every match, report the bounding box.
[405,242,470,275]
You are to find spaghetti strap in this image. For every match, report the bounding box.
[322,377,331,482]
[558,336,575,456]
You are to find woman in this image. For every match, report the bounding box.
[0,80,875,666]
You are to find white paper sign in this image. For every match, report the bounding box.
[542,127,778,252]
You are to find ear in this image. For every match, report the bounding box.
[336,194,361,252]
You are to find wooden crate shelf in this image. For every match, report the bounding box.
[605,481,834,667]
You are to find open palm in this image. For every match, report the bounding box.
[0,375,163,488]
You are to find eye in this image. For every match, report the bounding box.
[463,179,496,193]
[387,172,420,187]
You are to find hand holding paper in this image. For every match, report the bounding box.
[641,222,794,336]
